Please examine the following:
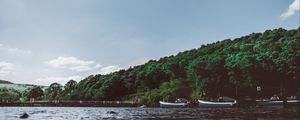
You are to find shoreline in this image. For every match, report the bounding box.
[0,101,141,107]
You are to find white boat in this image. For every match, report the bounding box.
[198,99,237,108]
[256,99,300,107]
[159,98,189,108]
[139,105,146,108]
[256,94,300,107]
[159,101,188,108]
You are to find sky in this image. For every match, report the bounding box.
[0,0,299,86]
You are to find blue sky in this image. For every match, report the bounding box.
[0,0,299,85]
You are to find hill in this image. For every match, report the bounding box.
[44,28,300,106]
[0,80,48,103]
[0,80,13,84]
[0,80,47,93]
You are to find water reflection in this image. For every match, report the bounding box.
[0,107,299,120]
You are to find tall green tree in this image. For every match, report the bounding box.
[27,86,44,100]
[44,82,62,100]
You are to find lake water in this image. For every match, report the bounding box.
[0,107,299,120]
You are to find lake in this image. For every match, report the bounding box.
[0,107,299,120]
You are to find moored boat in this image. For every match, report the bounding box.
[256,99,300,107]
[198,96,237,108]
[198,99,237,108]
[159,98,189,108]
[256,95,300,107]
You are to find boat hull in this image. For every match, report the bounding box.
[198,100,236,108]
[159,101,188,108]
[257,100,300,107]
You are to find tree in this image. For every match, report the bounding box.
[0,88,19,102]
[27,86,44,101]
[64,80,77,92]
[61,80,78,100]
[44,82,62,100]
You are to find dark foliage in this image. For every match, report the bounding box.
[46,28,300,105]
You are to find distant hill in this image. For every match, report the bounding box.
[0,80,13,84]
[0,80,47,92]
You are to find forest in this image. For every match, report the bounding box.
[1,28,300,106]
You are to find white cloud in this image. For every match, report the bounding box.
[34,75,83,85]
[35,64,122,85]
[0,44,32,54]
[281,0,300,20]
[47,56,95,72]
[98,65,122,75]
[46,56,121,74]
[0,61,14,77]
[7,48,32,54]
[43,56,122,85]
[94,64,103,68]
[70,66,92,72]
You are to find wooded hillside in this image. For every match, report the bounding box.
[3,28,299,106]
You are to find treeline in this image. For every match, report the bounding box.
[64,27,300,106]
[2,28,300,106]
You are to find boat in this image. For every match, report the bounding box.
[159,98,189,108]
[256,99,300,107]
[256,95,300,107]
[139,104,146,108]
[198,100,237,108]
[198,96,237,108]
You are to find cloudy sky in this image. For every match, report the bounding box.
[0,0,299,85]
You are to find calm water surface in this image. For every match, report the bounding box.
[0,107,299,120]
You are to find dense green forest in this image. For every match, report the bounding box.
[0,83,47,103]
[1,28,300,106]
